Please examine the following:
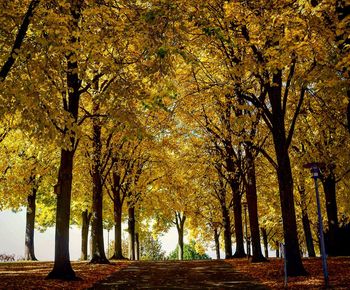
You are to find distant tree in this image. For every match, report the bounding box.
[168,241,211,260]
[140,235,166,261]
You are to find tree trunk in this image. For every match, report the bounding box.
[298,186,316,257]
[47,0,83,280]
[81,210,91,260]
[24,187,37,261]
[111,199,125,259]
[214,228,220,259]
[347,89,350,134]
[221,203,233,258]
[128,205,136,260]
[321,170,339,256]
[261,228,269,258]
[245,144,266,262]
[230,182,245,258]
[135,233,140,260]
[275,241,280,258]
[175,212,186,260]
[268,71,306,276]
[90,119,109,264]
[47,150,77,280]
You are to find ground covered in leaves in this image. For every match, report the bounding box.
[0,257,349,289]
[226,257,350,289]
[0,260,130,289]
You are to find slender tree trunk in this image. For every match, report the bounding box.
[230,182,245,258]
[221,203,233,259]
[298,186,315,257]
[90,118,109,264]
[214,228,220,259]
[81,210,91,260]
[47,0,83,280]
[321,170,339,256]
[261,228,269,258]
[175,212,186,260]
[268,71,306,276]
[128,205,135,260]
[245,144,266,262]
[347,90,350,134]
[275,241,280,258]
[135,233,140,260]
[24,187,37,261]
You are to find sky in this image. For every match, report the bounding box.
[0,209,198,261]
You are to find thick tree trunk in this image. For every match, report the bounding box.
[90,120,109,264]
[47,150,77,280]
[47,0,83,280]
[24,187,37,261]
[111,200,125,259]
[261,228,269,258]
[321,170,339,256]
[268,71,306,276]
[128,206,136,260]
[221,204,233,258]
[231,182,245,258]
[298,186,316,258]
[81,210,91,260]
[245,144,266,262]
[214,228,220,259]
[109,170,125,260]
[274,137,306,275]
[175,212,186,260]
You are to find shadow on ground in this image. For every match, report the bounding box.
[89,260,269,289]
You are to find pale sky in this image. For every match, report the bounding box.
[0,209,182,261]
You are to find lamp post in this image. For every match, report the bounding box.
[242,201,250,258]
[303,162,329,287]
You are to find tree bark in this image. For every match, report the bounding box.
[214,228,220,259]
[230,181,245,258]
[245,143,266,262]
[135,233,140,260]
[268,71,306,276]
[108,170,126,260]
[47,150,77,280]
[321,169,339,256]
[298,186,315,257]
[275,241,280,258]
[221,203,233,259]
[24,187,37,261]
[90,118,109,264]
[128,205,136,260]
[0,0,40,81]
[175,212,186,260]
[47,0,83,280]
[81,210,91,260]
[261,228,269,258]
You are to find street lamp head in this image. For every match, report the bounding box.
[303,162,325,179]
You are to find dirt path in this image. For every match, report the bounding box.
[89,260,269,289]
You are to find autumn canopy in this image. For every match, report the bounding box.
[0,0,349,282]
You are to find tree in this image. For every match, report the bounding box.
[139,231,166,261]
[168,240,211,260]
[47,0,84,280]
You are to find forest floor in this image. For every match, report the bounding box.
[0,257,349,289]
